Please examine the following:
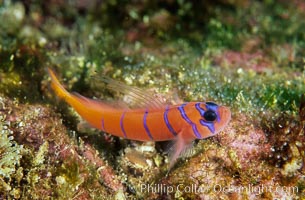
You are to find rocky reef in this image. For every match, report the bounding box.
[0,0,304,199]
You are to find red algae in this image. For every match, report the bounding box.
[147,113,304,199]
[0,95,124,199]
[213,50,273,73]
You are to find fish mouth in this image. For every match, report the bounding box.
[222,106,231,120]
[217,106,231,129]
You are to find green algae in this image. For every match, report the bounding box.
[55,162,85,199]
[0,0,305,199]
[0,118,23,190]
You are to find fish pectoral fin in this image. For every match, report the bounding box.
[166,130,195,170]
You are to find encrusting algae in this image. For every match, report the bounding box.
[0,95,123,199]
[0,0,305,199]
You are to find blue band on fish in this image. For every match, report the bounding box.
[101,118,105,131]
[164,105,177,137]
[178,103,202,139]
[120,112,127,138]
[143,110,153,140]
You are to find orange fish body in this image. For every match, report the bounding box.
[48,68,231,168]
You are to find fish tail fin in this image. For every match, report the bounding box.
[48,68,115,111]
[47,68,72,100]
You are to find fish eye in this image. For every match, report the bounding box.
[203,110,217,122]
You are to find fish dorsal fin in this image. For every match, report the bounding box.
[90,75,167,109]
[71,92,120,111]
